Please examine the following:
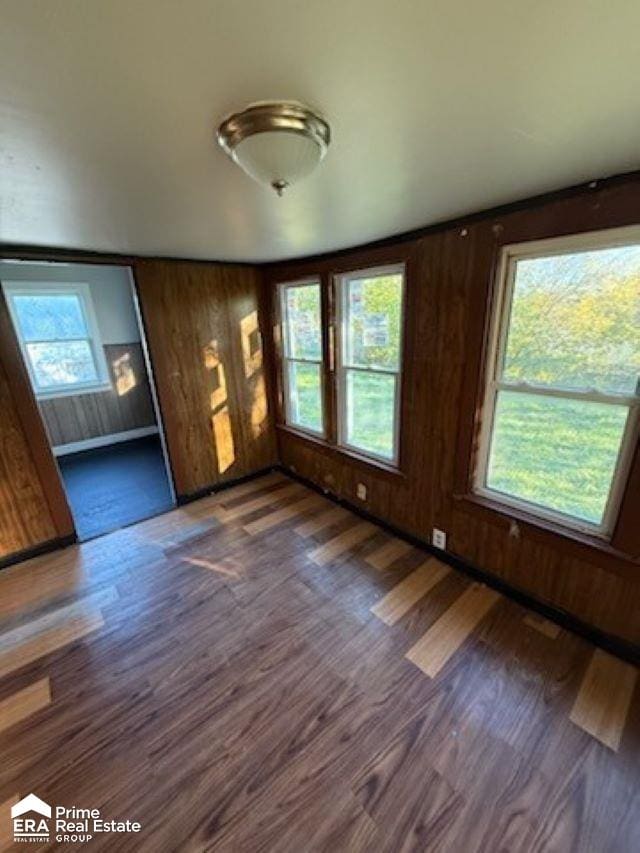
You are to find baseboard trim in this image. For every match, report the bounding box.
[0,467,278,571]
[52,426,159,456]
[0,534,77,573]
[176,465,279,506]
[278,465,640,667]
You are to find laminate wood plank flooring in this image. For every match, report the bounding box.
[371,558,450,625]
[524,612,562,639]
[217,470,286,505]
[243,493,324,535]
[569,649,638,751]
[294,505,350,537]
[0,612,106,680]
[0,795,18,850]
[365,537,414,571]
[214,482,302,522]
[308,521,377,566]
[0,471,637,851]
[0,679,51,734]
[405,583,501,677]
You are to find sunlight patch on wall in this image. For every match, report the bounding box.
[240,311,263,378]
[251,374,269,438]
[204,340,228,411]
[204,339,235,474]
[113,352,136,396]
[212,406,235,474]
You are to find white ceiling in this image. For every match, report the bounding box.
[1,1,639,263]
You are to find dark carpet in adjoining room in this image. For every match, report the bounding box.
[57,435,173,541]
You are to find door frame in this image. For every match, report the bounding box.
[0,254,178,545]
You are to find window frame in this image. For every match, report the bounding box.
[3,281,111,400]
[473,227,640,539]
[278,278,325,438]
[334,263,406,467]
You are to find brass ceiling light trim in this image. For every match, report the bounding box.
[217,101,331,195]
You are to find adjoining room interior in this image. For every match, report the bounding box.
[0,260,174,540]
[0,2,638,851]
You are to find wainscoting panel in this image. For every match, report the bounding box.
[39,342,156,447]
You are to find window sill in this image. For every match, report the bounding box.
[454,491,638,578]
[276,423,406,480]
[36,382,113,401]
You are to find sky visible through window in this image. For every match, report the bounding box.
[13,293,87,340]
[12,291,101,391]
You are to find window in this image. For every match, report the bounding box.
[336,265,405,463]
[279,280,324,435]
[277,264,406,469]
[475,229,640,536]
[4,282,111,398]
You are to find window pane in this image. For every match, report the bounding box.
[27,340,99,389]
[345,370,396,459]
[344,273,402,370]
[285,284,322,360]
[13,293,88,341]
[288,362,323,433]
[487,390,629,525]
[503,245,640,395]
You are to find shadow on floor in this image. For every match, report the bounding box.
[57,435,174,541]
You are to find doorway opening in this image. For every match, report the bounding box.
[1,260,175,541]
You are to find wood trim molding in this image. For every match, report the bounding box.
[52,426,160,457]
[175,465,278,506]
[276,423,407,481]
[611,439,640,557]
[0,535,76,573]
[269,248,413,479]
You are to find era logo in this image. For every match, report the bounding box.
[11,794,51,843]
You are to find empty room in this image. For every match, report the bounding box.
[0,2,638,851]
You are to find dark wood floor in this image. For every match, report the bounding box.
[0,472,638,851]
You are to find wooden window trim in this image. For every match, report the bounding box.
[334,263,406,467]
[277,278,326,438]
[272,258,410,478]
[454,226,640,573]
[276,422,407,481]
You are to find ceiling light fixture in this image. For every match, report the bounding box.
[217,101,330,196]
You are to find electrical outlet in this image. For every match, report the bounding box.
[432,528,447,549]
[356,483,367,501]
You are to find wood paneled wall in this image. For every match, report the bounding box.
[0,357,57,554]
[0,255,277,564]
[1,179,637,650]
[39,343,156,447]
[0,291,74,561]
[265,177,640,647]
[134,260,277,498]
